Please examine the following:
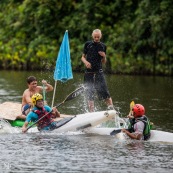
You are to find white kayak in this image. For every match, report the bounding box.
[0,110,117,134]
[83,127,173,143]
[0,101,118,134]
[53,110,117,133]
[1,101,172,143]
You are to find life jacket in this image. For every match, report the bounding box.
[128,115,151,140]
[33,107,54,130]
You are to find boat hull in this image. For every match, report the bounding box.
[83,127,173,143]
[53,110,117,133]
[0,110,117,134]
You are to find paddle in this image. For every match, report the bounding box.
[110,129,123,136]
[110,101,135,136]
[129,101,135,116]
[26,86,84,131]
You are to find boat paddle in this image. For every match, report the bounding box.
[26,86,85,131]
[110,101,135,136]
[128,101,135,116]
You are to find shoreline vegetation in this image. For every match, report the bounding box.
[0,0,173,76]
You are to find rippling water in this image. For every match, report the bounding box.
[0,70,173,172]
[0,133,173,173]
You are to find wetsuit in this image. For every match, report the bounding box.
[83,41,110,101]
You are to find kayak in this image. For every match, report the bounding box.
[83,127,173,143]
[0,110,117,134]
[0,101,117,133]
[1,111,173,143]
[53,110,116,133]
[9,119,35,127]
[1,102,173,143]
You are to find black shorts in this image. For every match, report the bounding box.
[84,71,111,101]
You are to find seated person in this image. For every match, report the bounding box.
[22,93,61,133]
[17,76,54,120]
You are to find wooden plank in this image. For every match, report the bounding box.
[0,102,21,120]
[0,102,75,121]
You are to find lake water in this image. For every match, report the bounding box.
[0,70,173,172]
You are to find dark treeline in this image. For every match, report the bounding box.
[0,0,173,75]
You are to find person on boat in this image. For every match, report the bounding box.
[81,29,114,112]
[121,104,151,140]
[22,93,61,133]
[17,76,54,120]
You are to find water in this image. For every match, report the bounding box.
[0,70,173,172]
[0,133,173,173]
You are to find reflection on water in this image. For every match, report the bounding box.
[0,133,173,173]
[0,70,173,172]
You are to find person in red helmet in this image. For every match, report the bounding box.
[122,104,151,140]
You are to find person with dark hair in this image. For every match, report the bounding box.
[17,76,54,119]
[81,29,114,112]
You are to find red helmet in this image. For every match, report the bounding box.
[132,104,145,117]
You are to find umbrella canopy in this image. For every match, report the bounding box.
[51,30,73,107]
[54,30,73,82]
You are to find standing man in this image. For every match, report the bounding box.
[81,29,114,112]
[17,76,54,119]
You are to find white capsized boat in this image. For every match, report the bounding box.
[1,102,173,143]
[0,101,117,133]
[83,127,173,143]
[0,104,118,133]
[53,110,117,133]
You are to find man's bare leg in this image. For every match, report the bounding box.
[16,114,26,120]
[88,100,95,112]
[105,97,114,109]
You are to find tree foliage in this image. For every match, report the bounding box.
[0,0,173,75]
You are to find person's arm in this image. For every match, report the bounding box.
[81,54,91,69]
[22,112,35,133]
[22,90,32,106]
[121,129,142,140]
[22,121,29,133]
[98,51,107,64]
[102,55,106,64]
[41,80,53,92]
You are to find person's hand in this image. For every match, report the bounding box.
[98,51,106,58]
[52,107,58,112]
[121,129,127,133]
[52,107,61,117]
[85,62,92,69]
[127,114,134,119]
[22,127,27,133]
[42,79,48,85]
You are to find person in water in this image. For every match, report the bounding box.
[81,29,114,112]
[17,76,54,120]
[22,93,61,133]
[121,104,151,140]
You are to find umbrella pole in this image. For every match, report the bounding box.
[51,80,57,108]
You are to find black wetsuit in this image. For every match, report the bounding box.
[83,41,110,101]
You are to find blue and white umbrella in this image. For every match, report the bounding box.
[51,30,73,107]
